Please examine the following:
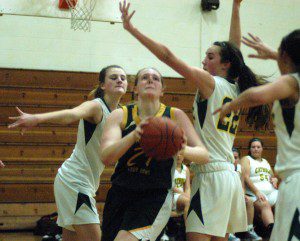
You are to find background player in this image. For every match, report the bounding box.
[8,65,128,241]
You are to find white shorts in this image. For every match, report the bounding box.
[270,171,300,241]
[54,175,100,231]
[247,189,278,206]
[186,162,247,237]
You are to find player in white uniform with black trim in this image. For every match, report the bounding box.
[8,65,128,241]
[215,29,300,241]
[118,1,272,239]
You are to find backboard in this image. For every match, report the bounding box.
[0,0,121,22]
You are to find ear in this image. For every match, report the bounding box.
[221,62,231,71]
[100,82,105,90]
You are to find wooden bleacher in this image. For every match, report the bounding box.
[0,68,277,230]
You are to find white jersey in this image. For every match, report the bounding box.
[193,76,239,164]
[174,164,187,193]
[272,73,300,178]
[58,98,110,197]
[246,155,275,196]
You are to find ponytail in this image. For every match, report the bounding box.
[214,41,271,130]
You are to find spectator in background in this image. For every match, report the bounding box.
[172,151,191,223]
[241,138,278,238]
[232,147,262,241]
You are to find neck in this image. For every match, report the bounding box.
[137,98,161,119]
[103,94,122,111]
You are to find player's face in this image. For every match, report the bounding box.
[177,152,184,165]
[233,151,239,164]
[102,68,128,95]
[202,45,227,76]
[136,69,163,98]
[250,141,263,159]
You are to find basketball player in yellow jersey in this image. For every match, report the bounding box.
[99,68,208,241]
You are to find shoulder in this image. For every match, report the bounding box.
[240,156,250,166]
[107,108,124,124]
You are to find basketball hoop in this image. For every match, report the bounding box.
[65,0,97,31]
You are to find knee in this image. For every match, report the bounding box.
[182,195,190,207]
[245,197,254,207]
[256,200,271,210]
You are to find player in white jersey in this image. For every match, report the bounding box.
[241,138,278,238]
[172,151,191,223]
[118,0,271,240]
[215,29,300,241]
[8,65,128,241]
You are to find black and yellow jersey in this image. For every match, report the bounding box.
[111,103,177,190]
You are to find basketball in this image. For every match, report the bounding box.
[140,117,184,160]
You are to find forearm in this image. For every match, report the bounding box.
[229,1,241,48]
[183,146,209,164]
[35,109,79,125]
[101,131,137,165]
[128,26,172,64]
[245,177,260,195]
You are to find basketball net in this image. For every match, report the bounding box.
[65,0,97,31]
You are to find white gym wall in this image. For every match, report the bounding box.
[0,0,299,78]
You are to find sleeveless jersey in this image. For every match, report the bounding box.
[245,155,275,196]
[272,73,300,178]
[111,103,176,190]
[58,98,109,197]
[174,164,187,193]
[193,76,239,164]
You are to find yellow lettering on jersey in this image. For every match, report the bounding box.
[127,148,144,167]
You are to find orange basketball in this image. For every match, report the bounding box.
[140,117,184,160]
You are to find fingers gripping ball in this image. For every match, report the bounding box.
[140,117,184,160]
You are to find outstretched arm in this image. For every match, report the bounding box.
[242,33,278,60]
[229,0,243,48]
[119,1,215,99]
[214,74,298,119]
[8,101,102,134]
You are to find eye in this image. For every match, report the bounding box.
[153,76,160,81]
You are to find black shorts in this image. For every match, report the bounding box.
[101,185,172,241]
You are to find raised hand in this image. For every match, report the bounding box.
[119,0,135,31]
[242,33,277,60]
[8,107,39,135]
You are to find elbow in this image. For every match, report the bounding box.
[100,149,112,166]
[160,46,174,64]
[203,151,210,164]
[248,89,268,106]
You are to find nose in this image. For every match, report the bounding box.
[147,77,153,83]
